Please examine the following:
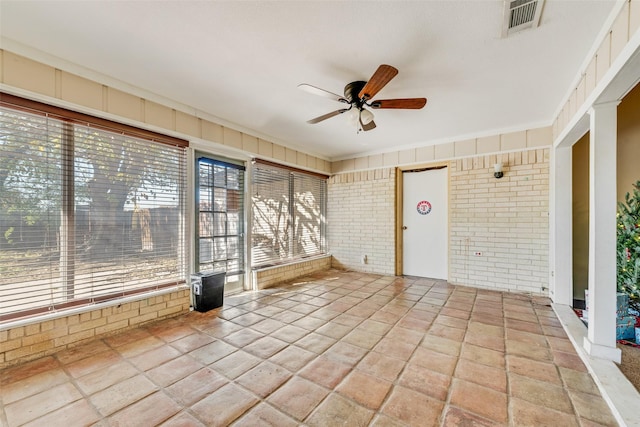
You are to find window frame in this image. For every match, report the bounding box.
[0,93,189,323]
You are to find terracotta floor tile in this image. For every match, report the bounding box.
[509,373,574,413]
[410,346,458,375]
[146,355,203,387]
[236,361,291,397]
[568,389,619,426]
[399,363,451,401]
[323,340,368,366]
[299,355,351,388]
[4,382,83,426]
[558,366,600,395]
[455,358,507,392]
[209,349,261,379]
[0,270,620,427]
[251,318,287,334]
[232,402,298,427]
[505,339,552,362]
[107,391,181,426]
[315,321,354,339]
[449,379,508,424]
[374,337,417,361]
[337,370,392,409]
[148,323,196,343]
[306,392,374,426]
[190,383,259,427]
[506,354,562,385]
[243,336,288,358]
[128,345,182,371]
[429,323,467,341]
[510,397,580,427]
[75,359,138,395]
[381,385,444,427]
[22,399,100,427]
[420,334,462,356]
[552,350,588,372]
[267,376,329,421]
[189,340,237,365]
[89,374,157,416]
[56,340,111,365]
[295,332,336,353]
[442,406,505,427]
[356,351,406,382]
[1,368,69,405]
[159,411,206,426]
[461,342,505,368]
[168,332,215,353]
[269,324,309,343]
[66,349,122,378]
[165,367,228,406]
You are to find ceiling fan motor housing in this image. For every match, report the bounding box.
[344,81,367,106]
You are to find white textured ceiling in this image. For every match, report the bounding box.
[0,1,616,160]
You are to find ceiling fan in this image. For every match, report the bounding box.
[299,64,427,132]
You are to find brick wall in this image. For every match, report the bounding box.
[328,169,396,275]
[253,255,332,289]
[449,149,550,294]
[0,288,190,368]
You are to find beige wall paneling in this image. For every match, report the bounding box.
[596,34,612,85]
[107,88,143,122]
[2,51,56,98]
[60,72,103,111]
[285,148,297,164]
[258,138,273,157]
[144,100,174,130]
[477,135,500,154]
[273,144,286,162]
[631,0,640,36]
[306,155,317,170]
[398,149,416,165]
[611,2,630,62]
[576,75,587,110]
[176,110,200,137]
[223,127,243,149]
[296,152,308,168]
[354,156,369,170]
[526,127,552,148]
[434,142,454,160]
[383,151,399,167]
[416,145,435,162]
[585,57,598,99]
[501,131,527,151]
[202,120,223,143]
[368,154,383,168]
[242,134,259,154]
[454,139,476,157]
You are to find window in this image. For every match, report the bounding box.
[251,160,327,267]
[0,94,187,322]
[196,157,245,292]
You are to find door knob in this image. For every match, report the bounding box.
[402,226,408,230]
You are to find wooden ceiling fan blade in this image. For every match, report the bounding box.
[370,98,427,109]
[307,108,350,124]
[358,64,398,100]
[298,84,348,103]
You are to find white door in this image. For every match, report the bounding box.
[402,167,448,279]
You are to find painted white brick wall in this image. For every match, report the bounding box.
[328,148,550,295]
[327,169,396,275]
[449,150,550,294]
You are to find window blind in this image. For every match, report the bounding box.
[251,160,326,267]
[0,94,187,322]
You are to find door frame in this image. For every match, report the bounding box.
[395,162,450,276]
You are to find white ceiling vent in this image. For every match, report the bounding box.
[502,0,545,37]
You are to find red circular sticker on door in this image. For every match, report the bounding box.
[416,200,432,215]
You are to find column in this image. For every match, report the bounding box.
[584,102,621,363]
[550,145,574,305]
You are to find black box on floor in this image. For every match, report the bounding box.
[191,271,225,312]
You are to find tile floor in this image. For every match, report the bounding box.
[0,270,619,426]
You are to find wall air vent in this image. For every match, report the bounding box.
[502,0,545,37]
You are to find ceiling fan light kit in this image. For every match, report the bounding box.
[299,64,427,133]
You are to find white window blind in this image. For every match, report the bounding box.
[0,94,187,322]
[251,160,326,267]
